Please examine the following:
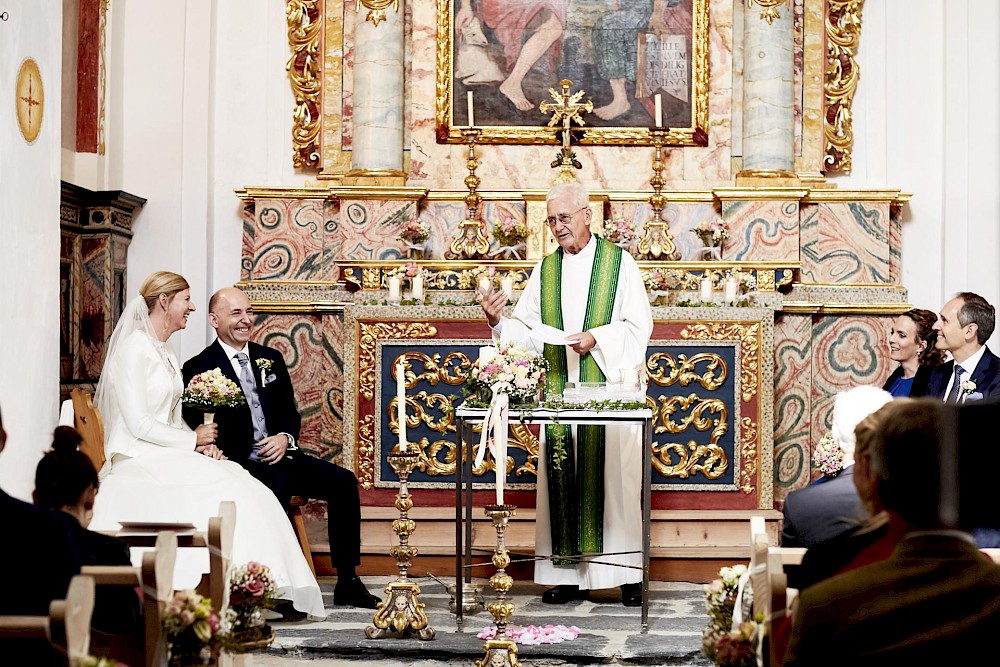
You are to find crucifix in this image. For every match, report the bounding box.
[539,79,593,184]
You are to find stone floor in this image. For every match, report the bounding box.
[255,576,713,666]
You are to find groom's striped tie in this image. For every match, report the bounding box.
[945,365,966,403]
[236,353,269,458]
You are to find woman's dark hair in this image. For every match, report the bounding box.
[902,308,947,366]
[34,426,99,510]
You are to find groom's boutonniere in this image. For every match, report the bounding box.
[255,358,273,373]
[960,378,977,396]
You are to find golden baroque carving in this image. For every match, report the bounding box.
[356,0,398,26]
[825,0,865,172]
[680,323,761,402]
[357,322,438,400]
[747,0,791,24]
[740,416,759,495]
[357,414,376,489]
[286,0,322,168]
[646,352,728,390]
[649,394,729,480]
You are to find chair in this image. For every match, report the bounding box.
[0,574,96,665]
[290,495,316,576]
[71,388,105,473]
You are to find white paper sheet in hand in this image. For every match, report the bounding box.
[527,321,572,346]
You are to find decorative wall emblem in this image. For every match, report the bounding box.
[16,58,44,144]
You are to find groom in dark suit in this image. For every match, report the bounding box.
[182,287,377,609]
[920,292,1000,401]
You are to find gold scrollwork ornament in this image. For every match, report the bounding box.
[825,0,866,172]
[356,0,399,26]
[285,0,321,168]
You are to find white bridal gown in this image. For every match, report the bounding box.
[89,330,325,618]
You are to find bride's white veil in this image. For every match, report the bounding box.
[94,294,154,457]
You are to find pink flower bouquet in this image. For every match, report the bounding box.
[181,368,246,411]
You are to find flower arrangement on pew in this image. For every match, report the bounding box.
[602,218,638,254]
[181,368,246,424]
[812,432,844,479]
[468,344,549,407]
[491,214,529,259]
[223,561,278,650]
[164,590,223,667]
[701,564,760,667]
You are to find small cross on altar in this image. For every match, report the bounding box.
[539,79,593,182]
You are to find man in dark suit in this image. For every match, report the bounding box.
[780,386,893,548]
[784,398,1000,666]
[182,287,377,609]
[921,292,1000,400]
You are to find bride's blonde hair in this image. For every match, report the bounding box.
[139,271,189,311]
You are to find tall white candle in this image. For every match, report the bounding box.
[724,275,738,303]
[700,275,713,303]
[501,276,514,300]
[388,276,401,304]
[654,94,663,127]
[467,90,475,128]
[396,359,407,452]
[411,274,423,301]
[478,276,491,297]
[497,459,504,506]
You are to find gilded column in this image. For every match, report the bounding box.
[739,0,796,179]
[346,2,406,185]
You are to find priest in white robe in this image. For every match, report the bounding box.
[479,180,653,606]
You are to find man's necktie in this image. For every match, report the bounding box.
[236,353,269,457]
[946,365,966,403]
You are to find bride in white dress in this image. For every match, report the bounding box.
[89,271,325,618]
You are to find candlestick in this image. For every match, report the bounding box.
[700,275,713,303]
[654,94,662,127]
[467,90,475,128]
[500,276,514,301]
[388,276,401,304]
[476,505,520,667]
[724,275,738,303]
[411,275,423,301]
[396,359,407,452]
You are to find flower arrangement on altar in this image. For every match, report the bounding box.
[812,432,844,478]
[163,589,222,666]
[642,267,682,292]
[602,218,638,249]
[223,561,278,649]
[701,564,760,667]
[491,214,529,259]
[469,343,549,405]
[468,265,498,289]
[730,267,757,293]
[181,369,246,412]
[386,261,420,282]
[398,216,431,245]
[694,219,730,248]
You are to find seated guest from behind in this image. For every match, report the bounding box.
[34,426,142,636]
[780,386,892,548]
[882,308,945,397]
[784,398,1000,666]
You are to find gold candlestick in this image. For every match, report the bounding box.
[447,128,490,260]
[365,449,435,640]
[638,128,678,260]
[475,504,521,667]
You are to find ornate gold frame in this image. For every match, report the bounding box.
[433,0,710,147]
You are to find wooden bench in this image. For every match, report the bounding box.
[0,574,96,666]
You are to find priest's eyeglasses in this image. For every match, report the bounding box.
[546,206,588,227]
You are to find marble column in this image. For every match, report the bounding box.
[346,5,406,185]
[741,1,795,175]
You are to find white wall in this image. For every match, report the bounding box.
[834,0,1000,346]
[0,0,63,498]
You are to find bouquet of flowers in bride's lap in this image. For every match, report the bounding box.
[182,368,246,423]
[164,589,223,666]
[468,343,548,406]
[701,564,761,667]
[223,561,278,649]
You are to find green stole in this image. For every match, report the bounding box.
[540,237,623,564]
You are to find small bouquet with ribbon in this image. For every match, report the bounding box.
[694,219,729,260]
[470,344,549,505]
[163,589,222,667]
[491,214,529,259]
[398,216,431,245]
[701,564,760,667]
[181,368,246,425]
[812,432,844,478]
[224,561,278,650]
[602,218,638,251]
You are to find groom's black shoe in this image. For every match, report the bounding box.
[542,584,588,604]
[334,576,380,608]
[620,583,643,607]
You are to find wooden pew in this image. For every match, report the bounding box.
[0,574,96,666]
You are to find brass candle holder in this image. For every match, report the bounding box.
[365,449,435,640]
[446,128,491,260]
[637,128,678,260]
[475,504,521,667]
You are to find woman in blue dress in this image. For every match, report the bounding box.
[881,308,945,397]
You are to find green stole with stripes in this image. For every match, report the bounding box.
[540,236,623,564]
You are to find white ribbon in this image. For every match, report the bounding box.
[699,245,722,261]
[491,243,525,260]
[474,383,510,505]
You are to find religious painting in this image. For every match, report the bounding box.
[435,0,709,146]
